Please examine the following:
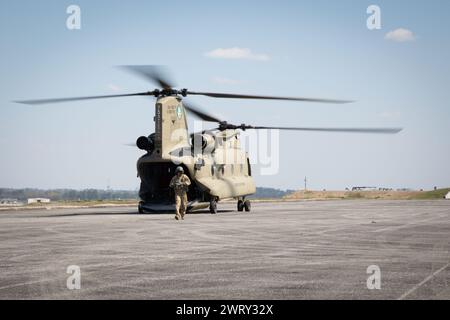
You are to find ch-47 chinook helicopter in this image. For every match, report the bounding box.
[16,66,402,214]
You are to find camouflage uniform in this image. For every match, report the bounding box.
[169,173,191,220]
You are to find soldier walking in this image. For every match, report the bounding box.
[169,166,191,220]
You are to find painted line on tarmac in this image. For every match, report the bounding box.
[398,261,449,300]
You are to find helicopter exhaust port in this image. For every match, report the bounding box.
[136,136,154,152]
[191,134,215,153]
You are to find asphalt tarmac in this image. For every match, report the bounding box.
[0,200,449,299]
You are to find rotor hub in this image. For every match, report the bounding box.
[152,88,187,97]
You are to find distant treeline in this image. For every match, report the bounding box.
[250,187,295,199]
[0,187,293,201]
[0,188,139,201]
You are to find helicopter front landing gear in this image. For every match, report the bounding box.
[237,198,251,212]
[244,199,251,212]
[138,201,144,214]
[209,198,218,214]
[237,199,244,212]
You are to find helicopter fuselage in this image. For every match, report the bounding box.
[137,96,256,213]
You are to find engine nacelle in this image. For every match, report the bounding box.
[136,135,154,152]
[191,134,215,153]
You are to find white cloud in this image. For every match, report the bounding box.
[385,28,416,42]
[211,76,242,85]
[204,47,270,61]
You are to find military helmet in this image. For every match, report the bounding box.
[175,166,184,173]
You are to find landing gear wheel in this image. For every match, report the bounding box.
[237,200,244,212]
[244,200,251,212]
[138,202,144,214]
[209,200,218,214]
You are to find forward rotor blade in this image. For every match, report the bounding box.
[187,91,353,104]
[247,126,402,134]
[119,65,174,90]
[182,102,223,123]
[123,142,137,147]
[15,92,154,105]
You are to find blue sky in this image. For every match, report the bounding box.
[0,0,449,190]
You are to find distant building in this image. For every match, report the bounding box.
[27,198,51,204]
[352,187,377,191]
[0,198,19,205]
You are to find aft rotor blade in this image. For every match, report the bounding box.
[247,126,402,134]
[182,102,223,123]
[119,65,174,90]
[15,92,154,105]
[187,91,353,104]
